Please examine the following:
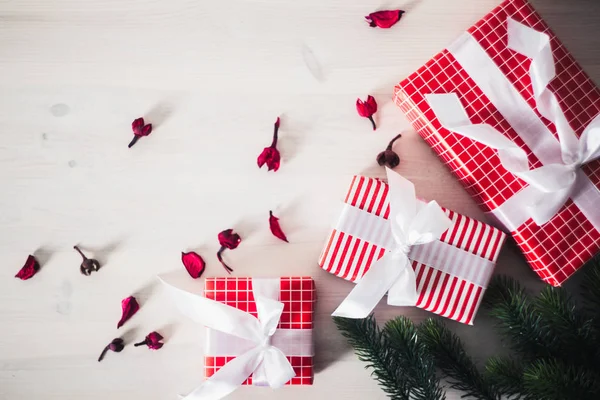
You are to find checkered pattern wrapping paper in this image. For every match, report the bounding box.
[393,0,600,286]
[204,277,315,386]
[318,176,506,325]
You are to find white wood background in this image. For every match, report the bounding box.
[1,0,599,399]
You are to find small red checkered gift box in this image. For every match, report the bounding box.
[394,0,600,286]
[162,276,315,400]
[319,169,506,325]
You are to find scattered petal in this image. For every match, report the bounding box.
[257,117,282,172]
[356,95,378,130]
[117,296,139,329]
[376,134,402,168]
[135,331,164,350]
[129,117,153,148]
[15,255,40,280]
[98,338,125,362]
[181,251,206,279]
[269,211,289,243]
[218,229,242,250]
[217,229,241,273]
[365,10,404,29]
[74,245,101,276]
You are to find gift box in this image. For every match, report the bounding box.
[204,277,315,386]
[319,174,506,325]
[393,0,600,286]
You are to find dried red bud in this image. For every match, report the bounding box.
[15,255,40,280]
[134,331,164,350]
[129,117,153,148]
[376,134,402,168]
[181,251,206,279]
[117,296,139,329]
[356,95,378,130]
[98,338,124,362]
[217,229,241,273]
[365,10,405,29]
[257,117,281,172]
[74,245,100,276]
[269,211,289,243]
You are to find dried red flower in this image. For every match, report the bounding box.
[376,134,402,168]
[356,95,378,130]
[269,211,289,243]
[15,255,40,280]
[117,296,139,329]
[181,251,205,279]
[365,10,404,29]
[74,245,100,276]
[98,338,125,362]
[128,117,153,148]
[134,331,164,350]
[257,117,281,172]
[217,229,241,273]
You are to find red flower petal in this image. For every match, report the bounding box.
[181,251,206,279]
[257,147,281,171]
[365,10,404,29]
[117,296,139,329]
[356,95,378,130]
[15,255,40,280]
[141,124,153,137]
[132,118,145,135]
[146,331,164,350]
[218,229,241,250]
[269,211,289,243]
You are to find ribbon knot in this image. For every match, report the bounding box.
[332,169,453,319]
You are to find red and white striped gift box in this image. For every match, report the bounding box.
[394,0,600,286]
[204,277,315,386]
[319,176,506,325]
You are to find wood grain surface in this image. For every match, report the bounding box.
[1,0,599,399]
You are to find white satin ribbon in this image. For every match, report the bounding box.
[425,18,600,227]
[160,278,296,400]
[332,168,453,319]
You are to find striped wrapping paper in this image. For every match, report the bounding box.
[319,176,506,325]
[393,0,600,286]
[204,277,316,386]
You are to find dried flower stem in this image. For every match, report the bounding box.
[386,133,402,150]
[368,116,376,131]
[217,247,234,274]
[128,136,140,148]
[97,346,110,362]
[73,245,87,260]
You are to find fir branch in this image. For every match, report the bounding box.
[523,359,600,400]
[418,318,499,400]
[334,315,411,400]
[533,286,598,368]
[482,276,555,360]
[384,317,446,400]
[485,356,527,400]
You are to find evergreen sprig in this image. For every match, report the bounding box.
[333,315,411,400]
[485,356,526,400]
[523,359,600,400]
[418,318,499,400]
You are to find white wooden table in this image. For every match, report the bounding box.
[1,0,598,399]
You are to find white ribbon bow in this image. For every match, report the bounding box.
[161,278,295,400]
[426,18,600,226]
[332,168,453,319]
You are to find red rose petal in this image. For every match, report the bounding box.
[15,255,40,280]
[181,251,206,279]
[141,124,152,137]
[269,211,289,243]
[218,229,242,250]
[257,117,281,172]
[356,95,378,130]
[365,10,404,29]
[132,118,145,135]
[136,331,164,350]
[117,296,139,329]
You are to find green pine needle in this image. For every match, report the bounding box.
[523,359,600,400]
[418,318,499,400]
[485,356,527,400]
[334,315,411,400]
[384,317,446,400]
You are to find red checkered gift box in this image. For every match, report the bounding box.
[394,0,600,286]
[319,171,506,325]
[204,277,315,386]
[162,276,315,399]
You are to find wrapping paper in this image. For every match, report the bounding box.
[319,176,506,325]
[204,277,315,386]
[393,0,600,286]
